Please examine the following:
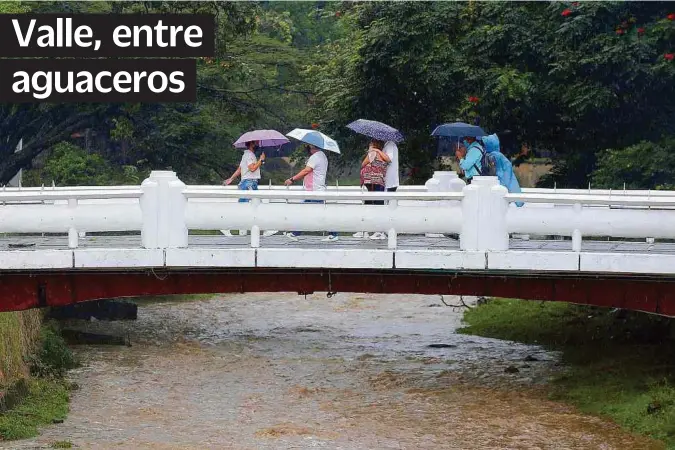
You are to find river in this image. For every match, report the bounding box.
[3,293,663,449]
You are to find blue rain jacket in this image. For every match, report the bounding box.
[459,140,483,180]
[481,134,524,207]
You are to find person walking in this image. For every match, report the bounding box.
[360,139,390,240]
[283,144,338,242]
[222,141,266,236]
[383,140,399,193]
[455,136,483,183]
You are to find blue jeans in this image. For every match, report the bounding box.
[238,179,258,202]
[289,199,337,237]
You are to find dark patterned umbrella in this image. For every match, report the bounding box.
[431,122,486,139]
[346,119,404,143]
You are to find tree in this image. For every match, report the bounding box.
[592,138,675,190]
[308,2,675,187]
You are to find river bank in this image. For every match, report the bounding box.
[460,298,675,449]
[1,292,664,449]
[0,313,76,441]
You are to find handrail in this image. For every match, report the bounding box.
[183,189,464,201]
[0,189,143,202]
[506,193,675,207]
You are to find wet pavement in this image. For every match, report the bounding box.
[2,293,664,449]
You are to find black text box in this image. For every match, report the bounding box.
[0,14,214,57]
[0,58,197,103]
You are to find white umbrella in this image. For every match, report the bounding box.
[286,128,341,154]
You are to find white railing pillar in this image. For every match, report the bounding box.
[67,198,78,249]
[572,203,582,252]
[460,176,508,251]
[140,170,188,249]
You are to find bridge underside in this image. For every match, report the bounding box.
[1,269,674,317]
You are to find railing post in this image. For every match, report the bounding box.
[250,198,261,248]
[67,198,78,249]
[460,176,508,251]
[140,170,188,249]
[572,203,582,252]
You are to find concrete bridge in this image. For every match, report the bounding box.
[1,171,674,316]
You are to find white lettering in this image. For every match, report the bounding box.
[12,72,30,93]
[184,25,202,47]
[12,19,35,47]
[54,72,73,93]
[113,26,131,47]
[147,71,168,93]
[113,72,132,93]
[94,72,112,93]
[74,25,93,47]
[32,72,52,100]
[168,71,185,93]
[36,25,54,47]
[75,71,93,93]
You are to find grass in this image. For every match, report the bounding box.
[0,320,77,441]
[0,310,42,385]
[0,379,70,440]
[458,299,675,448]
[51,440,73,449]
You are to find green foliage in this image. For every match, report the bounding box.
[51,441,73,449]
[24,142,141,187]
[310,2,675,187]
[460,299,675,448]
[592,138,675,190]
[28,324,77,379]
[0,379,70,440]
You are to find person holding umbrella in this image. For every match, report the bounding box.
[431,122,487,184]
[283,128,340,242]
[346,119,404,239]
[222,130,290,237]
[223,140,265,191]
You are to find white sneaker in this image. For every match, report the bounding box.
[322,235,338,242]
[285,232,299,242]
[370,232,387,240]
[221,230,233,237]
[263,230,278,237]
[352,232,369,238]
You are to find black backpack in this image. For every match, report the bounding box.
[472,142,496,177]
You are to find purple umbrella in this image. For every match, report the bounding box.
[346,119,404,143]
[233,130,290,149]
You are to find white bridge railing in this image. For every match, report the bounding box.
[1,170,675,252]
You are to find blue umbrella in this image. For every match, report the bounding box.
[286,128,341,153]
[346,119,404,143]
[431,122,486,139]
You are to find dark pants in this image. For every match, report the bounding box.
[387,187,398,192]
[364,183,385,205]
[289,199,337,238]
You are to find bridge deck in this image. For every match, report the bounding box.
[1,234,674,276]
[0,234,674,254]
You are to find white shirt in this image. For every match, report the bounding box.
[303,150,328,191]
[240,150,260,180]
[384,141,399,189]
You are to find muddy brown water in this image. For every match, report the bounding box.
[2,293,664,450]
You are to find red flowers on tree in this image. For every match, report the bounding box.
[571,2,580,6]
[311,123,320,129]
[561,8,572,17]
[667,13,675,21]
[468,96,480,104]
[665,53,675,61]
[637,27,645,35]
[616,29,624,35]
[335,11,341,17]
